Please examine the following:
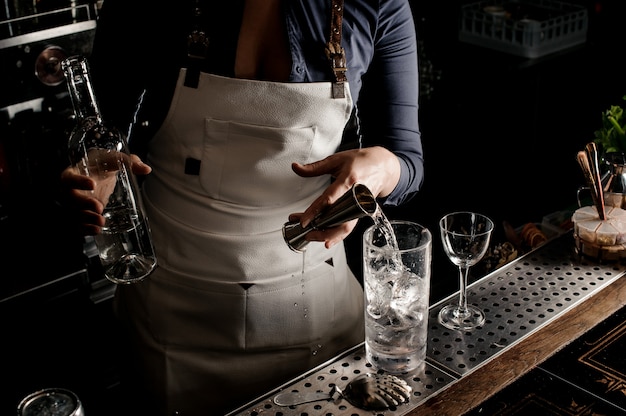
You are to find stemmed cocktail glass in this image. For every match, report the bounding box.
[438,211,494,331]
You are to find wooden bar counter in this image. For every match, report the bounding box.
[229,231,626,416]
[417,262,626,415]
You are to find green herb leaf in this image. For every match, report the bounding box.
[594,96,626,154]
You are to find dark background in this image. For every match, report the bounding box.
[402,0,626,228]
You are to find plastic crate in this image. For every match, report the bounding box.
[459,0,588,58]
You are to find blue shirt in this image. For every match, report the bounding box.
[91,0,423,205]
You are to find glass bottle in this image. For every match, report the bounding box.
[62,55,156,284]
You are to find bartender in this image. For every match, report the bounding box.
[60,0,424,414]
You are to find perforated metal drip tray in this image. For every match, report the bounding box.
[427,230,626,377]
[229,232,626,416]
[227,344,456,416]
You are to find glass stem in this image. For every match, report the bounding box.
[457,265,470,316]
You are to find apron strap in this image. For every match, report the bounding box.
[185,0,210,88]
[326,0,347,99]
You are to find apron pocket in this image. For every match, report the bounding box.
[200,118,320,206]
[131,252,364,352]
[244,261,337,349]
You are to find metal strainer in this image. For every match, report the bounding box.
[273,373,412,410]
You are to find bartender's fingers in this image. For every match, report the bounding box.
[60,165,96,191]
[297,181,353,229]
[60,166,106,235]
[130,154,152,175]
[64,188,105,236]
[76,209,106,235]
[304,219,358,249]
[288,212,303,222]
[60,168,100,209]
[290,165,353,228]
[68,188,104,213]
[292,147,401,199]
[60,154,151,180]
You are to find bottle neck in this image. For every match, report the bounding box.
[62,56,103,123]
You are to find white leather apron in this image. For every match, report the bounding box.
[114,70,365,415]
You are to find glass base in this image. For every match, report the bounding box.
[104,254,156,284]
[438,303,485,331]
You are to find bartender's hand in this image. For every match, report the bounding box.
[290,146,401,249]
[59,154,151,236]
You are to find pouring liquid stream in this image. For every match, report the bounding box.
[372,208,403,269]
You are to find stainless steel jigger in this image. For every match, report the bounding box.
[283,183,378,252]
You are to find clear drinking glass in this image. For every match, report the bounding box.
[438,212,494,331]
[363,220,432,374]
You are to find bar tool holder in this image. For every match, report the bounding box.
[283,183,378,252]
